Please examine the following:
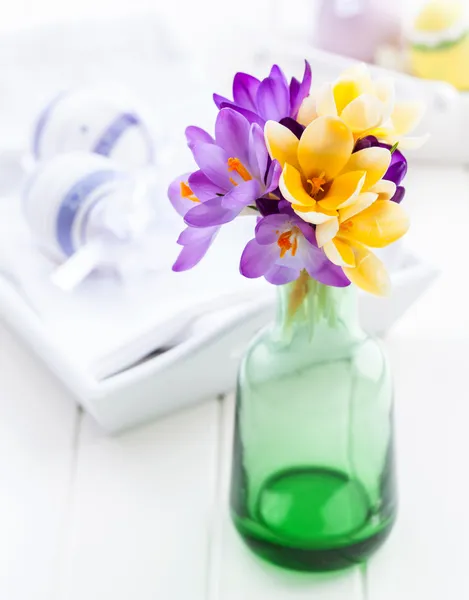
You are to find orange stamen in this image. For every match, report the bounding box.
[277,229,299,258]
[307,171,326,197]
[180,181,200,203]
[227,157,252,186]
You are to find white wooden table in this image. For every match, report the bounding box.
[1,164,468,600]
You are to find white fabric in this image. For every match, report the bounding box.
[0,181,270,378]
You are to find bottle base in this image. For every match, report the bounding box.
[231,467,396,573]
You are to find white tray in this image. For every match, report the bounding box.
[0,249,437,432]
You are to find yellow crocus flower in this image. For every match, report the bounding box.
[265,115,410,296]
[298,64,427,150]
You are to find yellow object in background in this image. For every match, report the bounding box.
[409,0,469,90]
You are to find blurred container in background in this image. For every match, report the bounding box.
[314,0,403,63]
[408,0,469,91]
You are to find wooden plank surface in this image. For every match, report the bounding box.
[59,400,220,600]
[363,166,469,598]
[366,339,469,600]
[0,323,78,600]
[392,165,469,341]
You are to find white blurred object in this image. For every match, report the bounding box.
[23,152,160,290]
[314,0,403,63]
[24,153,127,262]
[31,90,155,168]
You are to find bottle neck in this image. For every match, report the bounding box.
[273,271,364,346]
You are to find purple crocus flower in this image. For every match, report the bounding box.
[173,224,219,272]
[240,211,351,286]
[354,136,408,203]
[213,61,312,126]
[183,108,282,228]
[168,173,220,271]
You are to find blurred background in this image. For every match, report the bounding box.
[0,0,421,35]
[1,2,469,600]
[0,0,462,166]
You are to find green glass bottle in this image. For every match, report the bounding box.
[230,273,397,572]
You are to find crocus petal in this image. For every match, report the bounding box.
[368,124,395,142]
[341,147,391,191]
[219,102,266,127]
[184,180,261,227]
[339,192,378,222]
[398,134,430,150]
[346,199,410,248]
[256,197,281,216]
[168,172,198,217]
[257,76,290,122]
[374,77,395,122]
[233,72,261,112]
[391,102,426,136]
[213,94,231,109]
[173,227,219,272]
[185,126,214,150]
[333,64,373,113]
[269,64,289,88]
[290,77,300,113]
[278,199,295,216]
[384,152,408,186]
[298,116,354,181]
[240,238,278,279]
[295,219,316,245]
[368,180,396,202]
[294,208,337,225]
[184,197,228,227]
[191,142,232,189]
[290,60,312,118]
[279,117,305,140]
[248,123,268,183]
[353,136,376,152]
[280,163,314,208]
[176,224,218,245]
[215,108,250,165]
[188,170,224,202]
[265,264,299,285]
[255,213,290,245]
[315,83,338,118]
[319,171,366,211]
[301,243,351,287]
[316,218,339,247]
[297,95,318,127]
[392,186,406,204]
[264,121,300,169]
[265,160,282,194]
[343,242,391,296]
[340,94,383,133]
[341,63,374,90]
[323,238,356,268]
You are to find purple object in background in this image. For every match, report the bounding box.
[314,0,402,63]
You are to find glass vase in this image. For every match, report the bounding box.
[230,272,397,572]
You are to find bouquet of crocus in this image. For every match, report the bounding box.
[168,62,425,296]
